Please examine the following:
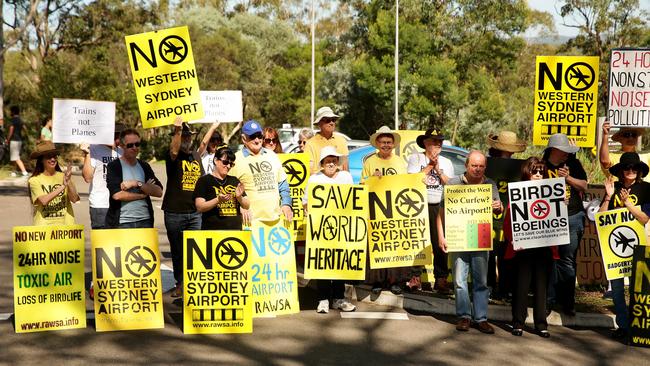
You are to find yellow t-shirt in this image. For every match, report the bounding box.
[304,133,349,173]
[360,153,407,184]
[28,172,75,226]
[607,152,650,182]
[229,149,287,221]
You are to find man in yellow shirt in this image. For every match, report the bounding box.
[304,106,349,174]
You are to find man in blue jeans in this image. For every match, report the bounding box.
[163,117,205,297]
[438,150,503,334]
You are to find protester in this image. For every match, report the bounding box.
[81,123,125,229]
[194,145,250,230]
[504,157,558,338]
[599,121,650,182]
[197,122,223,175]
[297,128,314,153]
[39,117,53,142]
[407,128,454,294]
[543,133,587,316]
[486,130,527,300]
[599,152,650,340]
[438,150,502,334]
[263,127,283,154]
[229,120,292,222]
[304,106,349,173]
[6,105,28,177]
[303,146,356,313]
[163,117,204,297]
[28,141,79,225]
[362,126,407,295]
[105,128,163,228]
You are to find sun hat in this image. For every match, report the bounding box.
[369,126,401,149]
[168,122,198,136]
[486,131,526,153]
[416,128,445,149]
[612,127,643,143]
[319,146,343,164]
[30,141,61,159]
[312,106,339,125]
[544,133,579,154]
[609,152,649,178]
[242,120,263,136]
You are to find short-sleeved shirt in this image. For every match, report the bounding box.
[607,152,650,183]
[119,159,149,223]
[10,117,23,141]
[607,181,650,210]
[89,145,121,208]
[40,127,52,141]
[545,157,587,215]
[229,148,287,221]
[407,153,454,204]
[29,172,75,225]
[162,151,204,213]
[360,153,407,184]
[193,174,244,230]
[201,151,215,176]
[302,170,354,205]
[304,133,349,173]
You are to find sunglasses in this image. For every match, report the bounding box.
[125,142,141,149]
[623,165,637,171]
[247,132,264,140]
[531,168,544,175]
[264,138,278,144]
[43,153,58,160]
[217,159,235,167]
[621,132,638,138]
[320,118,336,124]
[298,140,306,145]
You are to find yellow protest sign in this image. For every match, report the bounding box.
[444,184,493,252]
[13,225,86,333]
[249,219,299,317]
[533,55,599,147]
[91,229,164,332]
[595,207,647,280]
[125,25,203,128]
[394,130,424,162]
[279,153,310,224]
[304,184,368,280]
[183,231,252,334]
[367,173,432,269]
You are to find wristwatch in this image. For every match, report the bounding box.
[137,181,143,188]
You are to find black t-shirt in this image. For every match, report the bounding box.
[545,157,587,215]
[193,174,244,230]
[10,116,23,141]
[162,151,204,213]
[607,181,650,210]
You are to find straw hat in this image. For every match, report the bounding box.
[369,126,400,149]
[611,127,643,143]
[30,141,61,159]
[486,131,527,153]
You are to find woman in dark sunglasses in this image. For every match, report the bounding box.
[600,121,649,182]
[263,127,283,154]
[193,145,250,230]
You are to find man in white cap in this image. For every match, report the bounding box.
[599,121,650,182]
[543,133,587,316]
[303,106,349,174]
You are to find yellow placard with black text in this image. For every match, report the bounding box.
[13,225,86,333]
[394,130,424,163]
[125,25,203,128]
[183,230,252,334]
[595,207,647,280]
[249,219,299,316]
[305,184,368,280]
[92,229,164,331]
[367,173,432,268]
[279,153,310,240]
[444,184,493,252]
[533,55,599,147]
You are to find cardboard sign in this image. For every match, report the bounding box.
[249,219,299,317]
[183,230,252,334]
[629,245,650,347]
[52,99,116,144]
[190,91,243,123]
[533,55,599,147]
[13,225,86,333]
[608,48,650,128]
[367,173,432,269]
[595,207,647,280]
[443,184,493,252]
[304,184,368,280]
[577,186,608,285]
[125,25,203,128]
[508,178,570,250]
[92,229,164,331]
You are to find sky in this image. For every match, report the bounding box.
[527,0,650,37]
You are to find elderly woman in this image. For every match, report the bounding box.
[297,128,314,153]
[28,141,79,225]
[303,146,356,313]
[599,152,650,340]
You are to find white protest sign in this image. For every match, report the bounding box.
[508,178,570,250]
[52,99,116,144]
[608,48,650,128]
[190,90,243,123]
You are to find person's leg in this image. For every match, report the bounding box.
[512,254,531,329]
[611,278,628,331]
[452,252,471,319]
[430,205,450,291]
[471,251,490,323]
[89,207,109,229]
[532,250,550,331]
[164,212,185,287]
[317,280,332,301]
[557,212,584,313]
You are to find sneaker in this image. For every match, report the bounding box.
[21,171,28,176]
[317,299,329,314]
[332,298,356,312]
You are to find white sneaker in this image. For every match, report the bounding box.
[317,299,329,314]
[10,172,17,177]
[21,171,28,176]
[332,298,356,312]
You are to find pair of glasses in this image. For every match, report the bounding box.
[218,159,235,167]
[264,138,278,144]
[298,140,306,145]
[621,132,638,138]
[248,132,263,140]
[125,142,141,149]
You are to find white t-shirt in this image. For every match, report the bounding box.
[302,170,354,205]
[89,145,121,208]
[406,153,453,204]
[201,151,215,176]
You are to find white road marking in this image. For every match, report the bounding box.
[340,312,408,320]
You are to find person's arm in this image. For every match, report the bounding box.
[620,188,650,224]
[195,197,219,213]
[33,180,67,207]
[566,175,588,192]
[81,144,94,183]
[598,177,615,213]
[235,182,249,210]
[437,208,447,253]
[169,116,183,161]
[198,122,220,156]
[6,124,14,143]
[599,121,612,174]
[141,178,163,198]
[63,165,80,203]
[279,179,293,221]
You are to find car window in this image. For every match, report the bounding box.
[278,130,295,144]
[440,150,467,176]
